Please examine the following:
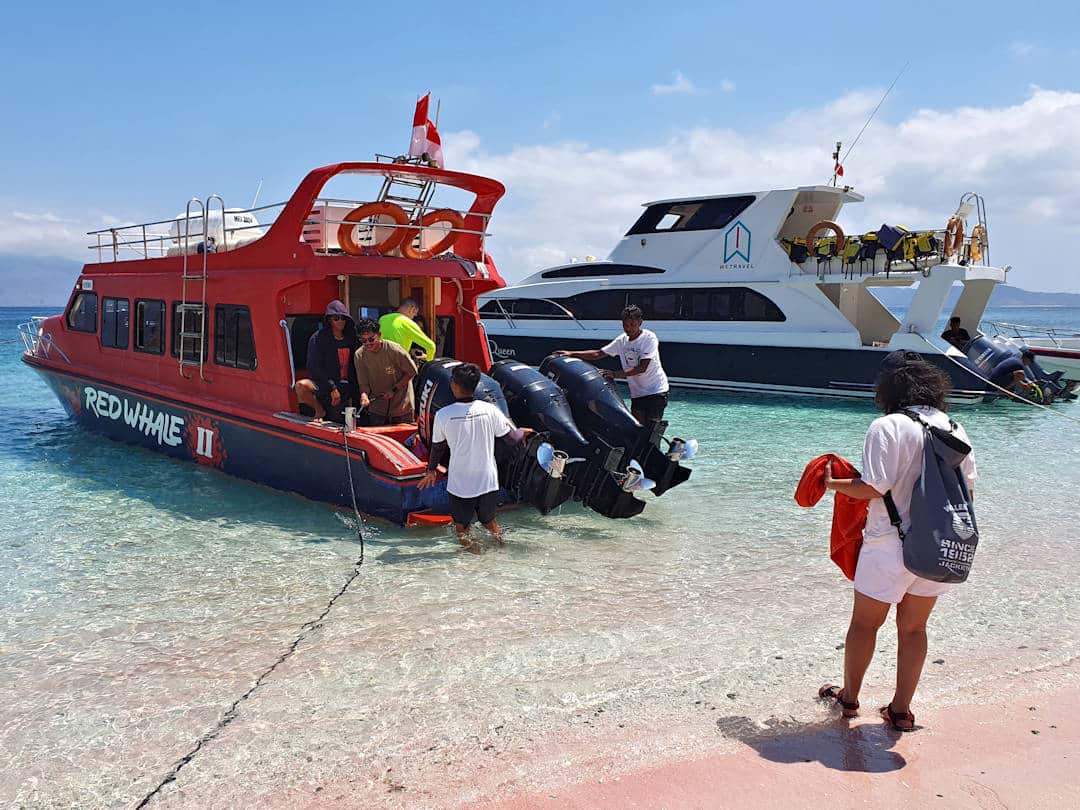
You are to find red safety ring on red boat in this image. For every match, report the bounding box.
[338,202,409,256]
[400,209,466,260]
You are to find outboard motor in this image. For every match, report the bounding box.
[416,359,574,515]
[538,355,693,496]
[965,335,1072,402]
[491,360,648,519]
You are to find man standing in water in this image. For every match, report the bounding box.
[418,363,530,552]
[553,304,670,423]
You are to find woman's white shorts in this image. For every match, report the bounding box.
[854,533,953,604]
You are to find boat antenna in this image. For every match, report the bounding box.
[251,179,264,209]
[829,61,909,185]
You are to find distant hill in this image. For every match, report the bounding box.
[0,254,81,306]
[870,284,1080,309]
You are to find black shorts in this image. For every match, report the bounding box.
[448,491,498,526]
[630,391,668,423]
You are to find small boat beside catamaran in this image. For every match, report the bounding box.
[17,97,695,526]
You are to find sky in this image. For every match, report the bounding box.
[3,0,1080,302]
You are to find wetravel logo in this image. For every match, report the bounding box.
[722,220,752,266]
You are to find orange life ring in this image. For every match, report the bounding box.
[399,209,466,260]
[943,215,964,259]
[970,223,987,263]
[805,220,846,257]
[337,202,409,256]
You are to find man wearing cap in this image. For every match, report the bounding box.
[294,300,359,422]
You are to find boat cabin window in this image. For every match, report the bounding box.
[287,314,324,374]
[66,292,98,333]
[134,299,166,355]
[484,287,785,322]
[101,297,130,349]
[214,305,257,371]
[171,302,208,363]
[626,196,755,236]
[539,264,666,280]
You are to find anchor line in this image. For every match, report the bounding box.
[136,427,367,807]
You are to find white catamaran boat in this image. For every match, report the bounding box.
[480,186,1010,401]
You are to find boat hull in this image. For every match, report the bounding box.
[484,333,989,401]
[27,361,452,525]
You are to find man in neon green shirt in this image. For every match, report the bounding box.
[379,298,436,361]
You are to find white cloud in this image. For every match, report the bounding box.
[651,71,698,96]
[1009,40,1039,58]
[719,78,736,93]
[0,209,97,257]
[446,87,1080,292]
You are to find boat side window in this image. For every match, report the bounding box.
[171,302,208,363]
[214,304,257,370]
[560,290,629,320]
[66,292,98,333]
[540,264,666,280]
[100,297,130,349]
[478,299,570,319]
[627,289,679,319]
[626,196,755,235]
[134,299,166,355]
[684,287,786,322]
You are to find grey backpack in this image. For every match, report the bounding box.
[883,410,979,583]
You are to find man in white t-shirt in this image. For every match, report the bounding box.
[552,304,670,423]
[418,363,531,552]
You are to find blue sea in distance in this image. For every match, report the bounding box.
[2,305,1079,807]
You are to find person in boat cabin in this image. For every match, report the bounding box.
[353,318,418,426]
[819,351,977,733]
[552,304,671,423]
[379,298,436,362]
[418,362,532,552]
[293,300,360,423]
[940,317,971,350]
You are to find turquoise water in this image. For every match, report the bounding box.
[2,306,1079,807]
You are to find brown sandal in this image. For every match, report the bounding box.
[880,704,916,731]
[818,684,859,717]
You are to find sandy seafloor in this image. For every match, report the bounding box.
[1,306,1078,808]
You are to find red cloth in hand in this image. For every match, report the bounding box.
[795,453,867,581]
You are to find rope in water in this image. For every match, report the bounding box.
[913,331,1080,426]
[135,427,366,807]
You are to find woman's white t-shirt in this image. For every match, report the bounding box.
[601,329,669,399]
[860,405,978,538]
[431,399,514,498]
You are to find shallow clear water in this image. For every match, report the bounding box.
[2,306,1079,807]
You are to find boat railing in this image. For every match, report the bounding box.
[980,320,1080,347]
[85,196,494,263]
[18,317,71,364]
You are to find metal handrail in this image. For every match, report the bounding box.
[279,319,296,388]
[18,318,72,364]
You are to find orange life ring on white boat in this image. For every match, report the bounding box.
[400,208,466,260]
[805,220,846,256]
[944,215,964,260]
[970,223,987,263]
[337,202,409,256]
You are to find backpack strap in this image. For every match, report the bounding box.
[882,491,906,543]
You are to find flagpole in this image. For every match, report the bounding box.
[435,97,440,129]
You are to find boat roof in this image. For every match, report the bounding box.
[643,184,864,207]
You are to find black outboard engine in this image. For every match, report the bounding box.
[538,355,693,496]
[416,359,574,515]
[965,335,1072,402]
[491,360,647,519]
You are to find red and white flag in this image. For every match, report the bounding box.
[409,93,444,168]
[834,162,844,178]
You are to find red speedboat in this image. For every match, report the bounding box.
[20,157,513,526]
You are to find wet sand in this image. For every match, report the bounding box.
[486,662,1079,810]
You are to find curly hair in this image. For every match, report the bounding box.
[874,359,951,413]
[355,317,380,336]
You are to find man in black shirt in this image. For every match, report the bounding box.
[940,317,971,349]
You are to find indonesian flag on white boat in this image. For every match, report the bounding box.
[409,93,444,168]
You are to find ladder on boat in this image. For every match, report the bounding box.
[956,192,990,265]
[376,160,437,226]
[177,194,225,380]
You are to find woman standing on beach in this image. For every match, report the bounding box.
[819,351,977,731]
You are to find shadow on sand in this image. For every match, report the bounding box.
[716,714,907,773]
